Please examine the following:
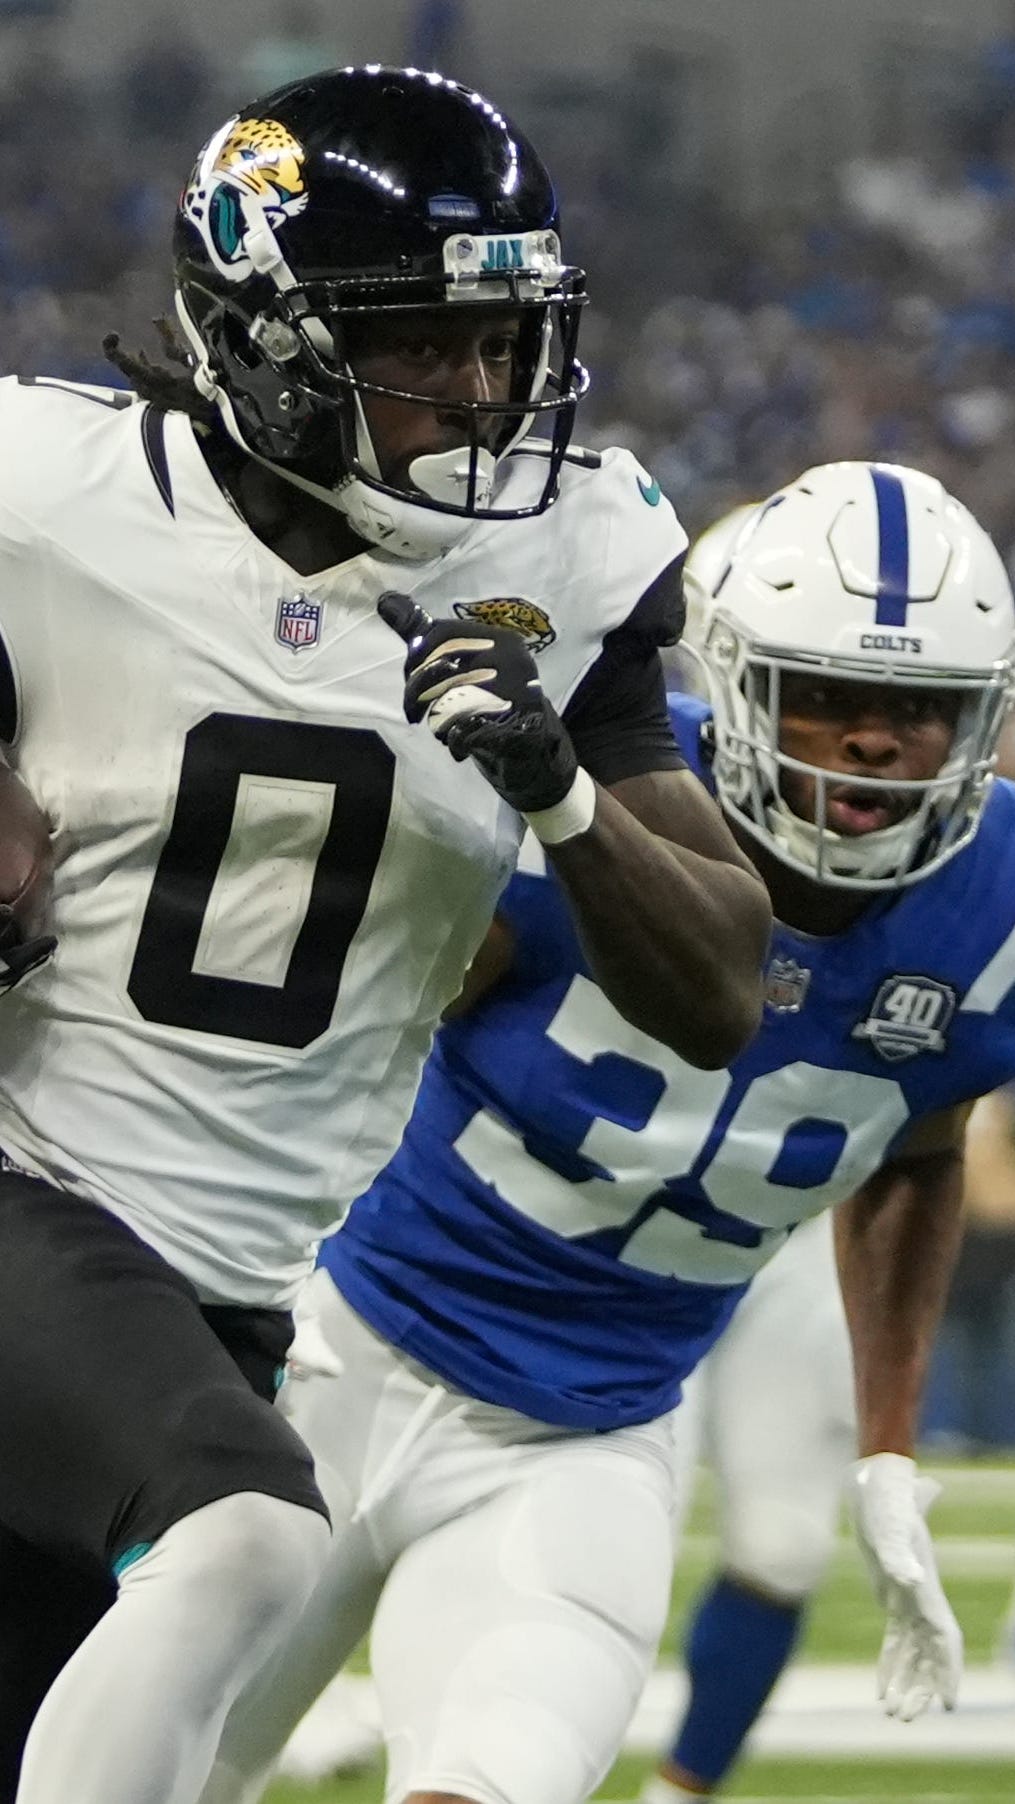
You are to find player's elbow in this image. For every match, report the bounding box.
[616,962,764,1070]
[680,977,764,1069]
[585,865,770,1066]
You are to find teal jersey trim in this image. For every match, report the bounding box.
[112,1540,152,1579]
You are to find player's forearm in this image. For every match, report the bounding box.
[546,781,770,1067]
[835,1155,965,1457]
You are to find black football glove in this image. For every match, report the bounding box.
[0,904,55,993]
[378,591,579,814]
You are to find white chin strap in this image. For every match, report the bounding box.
[330,452,496,561]
[767,797,923,882]
[175,288,501,561]
[409,444,495,510]
[337,389,497,559]
[217,449,495,562]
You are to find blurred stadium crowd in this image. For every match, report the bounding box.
[8,15,1015,559]
[4,7,1015,1446]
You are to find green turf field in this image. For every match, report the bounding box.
[267,1761,1015,1804]
[265,1459,1015,1804]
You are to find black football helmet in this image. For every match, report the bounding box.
[173,66,588,557]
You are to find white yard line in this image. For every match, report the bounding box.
[625,1665,1015,1758]
[918,1537,1015,1574]
[678,1532,1015,1574]
[323,1664,1015,1761]
[923,1466,1015,1497]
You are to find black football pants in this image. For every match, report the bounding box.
[0,1167,326,1800]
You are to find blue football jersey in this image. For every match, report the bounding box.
[322,694,1015,1430]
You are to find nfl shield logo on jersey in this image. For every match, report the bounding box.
[852,974,956,1062]
[275,593,321,652]
[764,956,811,1013]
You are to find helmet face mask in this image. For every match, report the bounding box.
[684,464,1015,892]
[173,68,588,557]
[698,625,1011,888]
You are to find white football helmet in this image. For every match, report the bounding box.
[682,463,1015,889]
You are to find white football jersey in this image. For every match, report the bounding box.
[0,377,683,1304]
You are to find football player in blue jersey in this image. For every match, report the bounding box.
[636,507,1015,1804]
[201,460,1015,1804]
[632,509,863,1804]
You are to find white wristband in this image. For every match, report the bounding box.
[523,767,597,845]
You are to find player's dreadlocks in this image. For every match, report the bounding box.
[103,318,218,427]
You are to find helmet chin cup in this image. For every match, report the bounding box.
[408,446,495,511]
[335,474,480,560]
[341,389,496,555]
[766,797,925,884]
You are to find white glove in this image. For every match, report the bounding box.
[846,1452,963,1721]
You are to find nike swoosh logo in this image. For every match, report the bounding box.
[637,474,662,506]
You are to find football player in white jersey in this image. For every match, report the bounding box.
[0,67,771,1804]
[197,459,1015,1804]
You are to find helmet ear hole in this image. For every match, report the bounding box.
[222,311,259,373]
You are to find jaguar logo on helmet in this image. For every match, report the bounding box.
[182,116,308,280]
[453,599,557,652]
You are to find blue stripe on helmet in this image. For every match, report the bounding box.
[870,466,910,627]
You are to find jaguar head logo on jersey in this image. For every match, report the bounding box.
[764,956,811,1014]
[452,599,557,653]
[275,593,321,652]
[181,115,308,279]
[852,975,956,1062]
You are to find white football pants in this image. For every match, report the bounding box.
[203,1269,683,1804]
[672,1209,858,1600]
